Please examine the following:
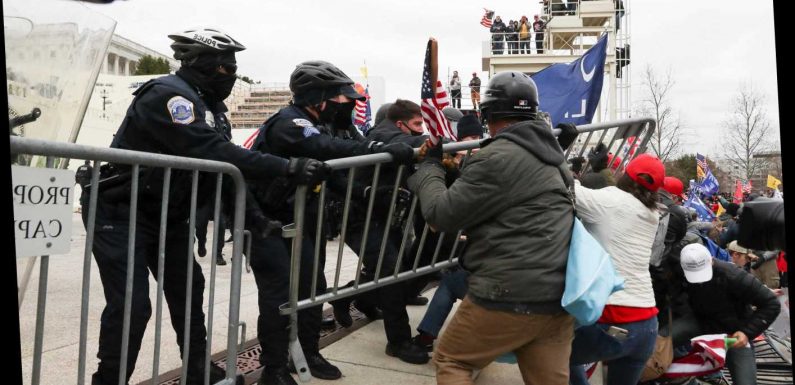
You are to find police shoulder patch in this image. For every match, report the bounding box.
[167,96,195,125]
[292,118,314,128]
[302,126,321,138]
[292,119,320,137]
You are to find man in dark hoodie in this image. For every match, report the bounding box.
[408,71,575,384]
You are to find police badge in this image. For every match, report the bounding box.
[167,96,195,125]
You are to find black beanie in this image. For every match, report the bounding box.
[456,114,484,139]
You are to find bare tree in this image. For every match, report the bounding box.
[722,85,772,181]
[636,65,685,162]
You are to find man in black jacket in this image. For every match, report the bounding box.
[327,99,429,365]
[676,243,780,385]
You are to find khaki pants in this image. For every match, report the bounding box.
[434,296,574,385]
[470,91,480,109]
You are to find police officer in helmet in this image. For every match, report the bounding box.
[248,60,414,385]
[84,28,329,385]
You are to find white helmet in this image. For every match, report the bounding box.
[168,28,246,61]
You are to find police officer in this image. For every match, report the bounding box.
[84,28,330,385]
[248,60,414,385]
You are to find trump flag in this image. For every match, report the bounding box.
[532,34,608,126]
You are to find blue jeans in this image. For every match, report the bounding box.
[570,316,658,385]
[417,269,469,337]
[671,313,757,385]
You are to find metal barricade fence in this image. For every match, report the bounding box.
[11,137,248,385]
[279,117,656,382]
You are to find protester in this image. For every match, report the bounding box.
[409,71,574,385]
[674,243,780,385]
[569,154,665,385]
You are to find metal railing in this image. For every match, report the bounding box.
[11,137,249,385]
[279,117,656,382]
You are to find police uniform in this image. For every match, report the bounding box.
[246,104,380,369]
[84,73,288,385]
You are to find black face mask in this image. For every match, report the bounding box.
[318,100,356,130]
[206,71,238,102]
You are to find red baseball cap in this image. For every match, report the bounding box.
[607,153,622,171]
[625,154,665,191]
[663,176,685,198]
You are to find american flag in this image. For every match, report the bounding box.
[742,180,753,194]
[664,334,731,378]
[481,9,495,28]
[696,153,709,180]
[420,38,456,145]
[242,128,259,149]
[353,85,372,134]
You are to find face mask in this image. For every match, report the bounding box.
[319,100,356,130]
[206,72,238,102]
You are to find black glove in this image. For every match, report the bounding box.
[287,157,332,185]
[556,123,579,151]
[415,138,444,167]
[373,142,415,164]
[587,142,609,172]
[246,210,283,238]
[568,156,586,175]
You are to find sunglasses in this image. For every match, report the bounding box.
[219,63,238,75]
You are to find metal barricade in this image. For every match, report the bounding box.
[279,117,656,382]
[11,137,248,385]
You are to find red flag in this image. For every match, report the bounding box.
[733,180,743,204]
[420,38,455,145]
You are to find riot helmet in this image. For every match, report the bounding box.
[289,60,364,106]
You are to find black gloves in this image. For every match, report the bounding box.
[587,143,609,172]
[372,142,415,164]
[556,123,579,151]
[422,138,444,165]
[286,157,332,185]
[246,210,283,238]
[568,156,586,175]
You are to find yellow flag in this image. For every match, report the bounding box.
[360,66,368,79]
[767,175,782,189]
[716,202,725,217]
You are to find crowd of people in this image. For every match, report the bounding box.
[489,14,546,55]
[79,27,785,385]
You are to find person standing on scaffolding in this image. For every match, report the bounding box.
[533,14,546,54]
[449,70,462,109]
[82,28,329,385]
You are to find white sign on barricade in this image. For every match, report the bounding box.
[12,166,75,258]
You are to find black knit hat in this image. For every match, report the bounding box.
[456,114,484,139]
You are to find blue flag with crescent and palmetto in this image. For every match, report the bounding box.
[532,34,608,126]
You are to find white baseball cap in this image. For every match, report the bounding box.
[680,243,713,283]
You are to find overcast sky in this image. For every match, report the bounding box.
[76,0,779,159]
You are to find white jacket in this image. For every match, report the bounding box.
[574,182,659,308]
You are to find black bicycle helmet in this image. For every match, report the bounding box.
[168,28,246,61]
[479,71,539,123]
[290,60,363,106]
